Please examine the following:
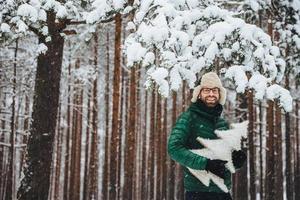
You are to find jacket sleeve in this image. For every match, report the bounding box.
[167,112,208,170]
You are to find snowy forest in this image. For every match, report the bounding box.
[0,0,299,200]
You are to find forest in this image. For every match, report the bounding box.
[0,0,299,200]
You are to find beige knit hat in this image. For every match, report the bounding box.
[191,72,226,105]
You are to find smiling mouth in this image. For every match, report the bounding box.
[206,98,216,101]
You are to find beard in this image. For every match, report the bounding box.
[201,96,219,107]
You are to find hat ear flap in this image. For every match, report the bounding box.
[191,85,202,103]
[219,87,227,105]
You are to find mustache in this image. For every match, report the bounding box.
[205,96,217,100]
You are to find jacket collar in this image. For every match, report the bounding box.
[189,99,223,120]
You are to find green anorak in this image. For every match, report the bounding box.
[167,100,231,192]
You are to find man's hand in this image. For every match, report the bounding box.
[232,150,247,169]
[205,159,227,179]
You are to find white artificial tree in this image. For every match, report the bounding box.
[188,121,248,193]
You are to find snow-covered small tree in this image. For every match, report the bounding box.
[188,121,248,193]
[124,0,292,111]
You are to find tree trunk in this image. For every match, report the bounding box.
[88,32,99,199]
[54,101,63,200]
[176,82,186,199]
[0,93,6,200]
[233,94,248,200]
[295,100,300,200]
[161,98,168,199]
[102,29,111,200]
[275,102,283,200]
[259,102,264,200]
[17,13,66,199]
[64,58,72,200]
[285,76,293,200]
[6,39,18,200]
[266,100,275,200]
[124,66,137,199]
[70,59,83,200]
[168,92,177,200]
[247,90,255,200]
[156,95,162,200]
[83,89,91,200]
[109,13,122,200]
[141,90,148,199]
[149,88,156,199]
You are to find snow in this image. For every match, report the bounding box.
[170,67,182,90]
[123,1,292,109]
[17,3,38,23]
[188,121,248,193]
[36,43,48,55]
[248,74,268,100]
[16,20,28,33]
[225,66,248,93]
[0,23,10,32]
[149,67,170,97]
[85,0,126,24]
[126,42,147,67]
[204,42,219,63]
[266,84,293,112]
[56,5,68,18]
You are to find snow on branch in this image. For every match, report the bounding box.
[124,0,292,111]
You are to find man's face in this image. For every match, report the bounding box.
[198,87,220,107]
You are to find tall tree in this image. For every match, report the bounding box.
[247,89,255,200]
[17,16,67,200]
[109,13,122,200]
[6,39,18,200]
[88,31,99,199]
[275,101,283,200]
[69,59,83,200]
[102,29,111,200]
[123,64,137,199]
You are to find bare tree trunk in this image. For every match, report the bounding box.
[168,92,177,200]
[161,98,168,199]
[6,39,18,200]
[266,100,275,200]
[149,88,156,200]
[141,90,148,199]
[83,89,91,200]
[156,95,162,200]
[0,93,6,200]
[120,60,129,200]
[285,76,293,200]
[233,94,248,200]
[17,13,66,199]
[124,65,137,199]
[109,13,122,200]
[176,82,186,199]
[102,29,111,200]
[70,59,83,200]
[54,101,63,200]
[64,58,72,200]
[135,65,141,200]
[295,100,300,200]
[259,102,264,200]
[247,90,255,200]
[275,102,283,200]
[88,32,99,199]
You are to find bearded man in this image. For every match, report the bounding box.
[167,72,246,200]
